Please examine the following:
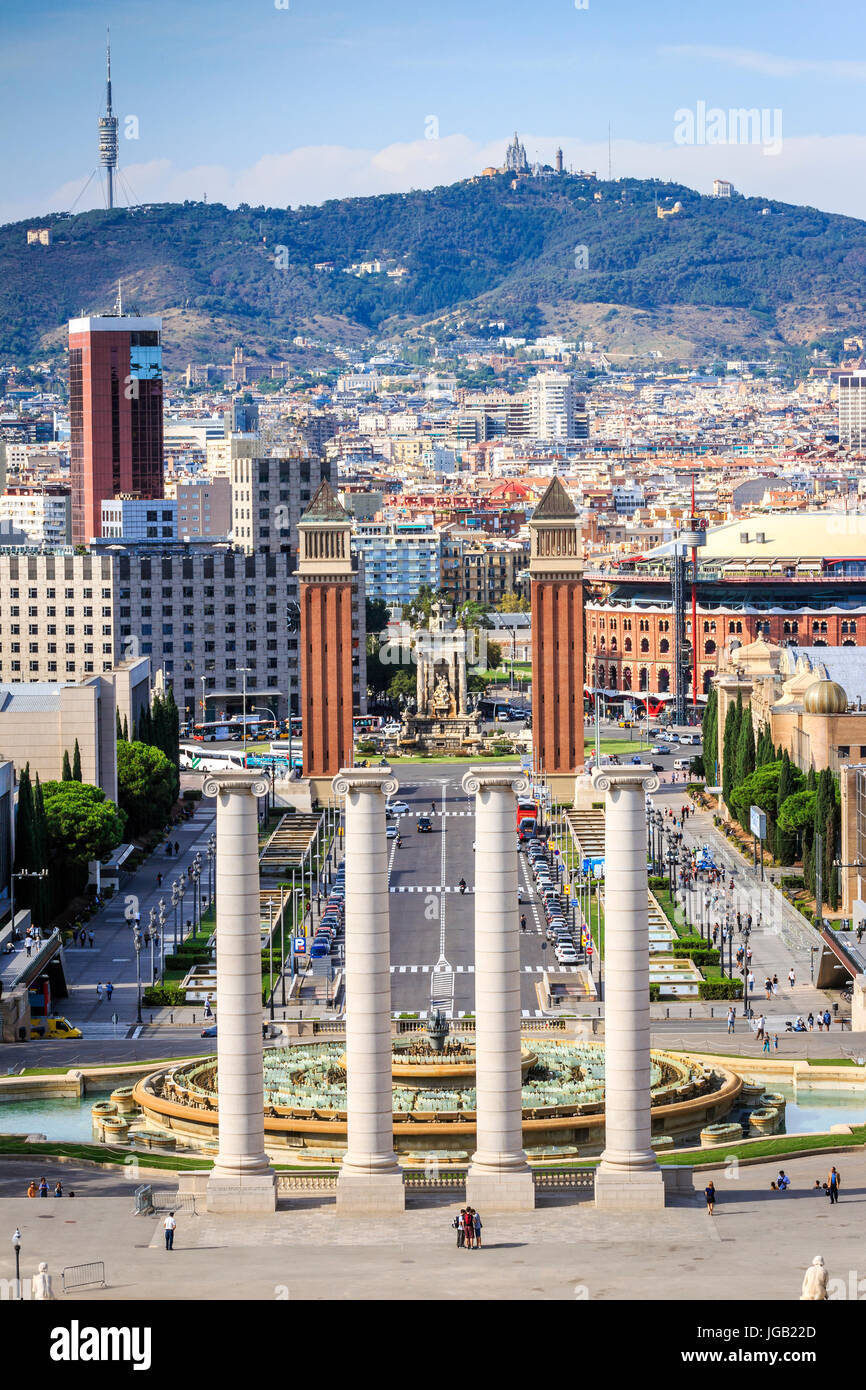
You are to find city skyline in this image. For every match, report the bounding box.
[1,0,866,223]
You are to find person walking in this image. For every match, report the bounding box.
[88,929,94,948]
[827,1167,840,1205]
[788,967,796,989]
[54,1181,63,1197]
[174,841,180,856]
[27,1181,37,1198]
[705,1180,716,1215]
[807,1012,815,1031]
[765,977,772,1001]
[105,981,113,1001]
[520,914,527,933]
[772,973,779,996]
[726,1007,735,1034]
[38,1176,49,1197]
[823,1008,831,1031]
[164,1211,177,1250]
[96,981,104,1003]
[453,1209,466,1248]
[762,1033,771,1054]
[473,1209,483,1249]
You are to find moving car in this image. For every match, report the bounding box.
[386,826,399,840]
[386,801,411,817]
[653,745,672,756]
[417,817,433,833]
[30,1016,82,1040]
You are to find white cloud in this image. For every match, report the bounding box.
[659,45,866,81]
[5,130,866,226]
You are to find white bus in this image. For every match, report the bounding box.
[180,746,247,774]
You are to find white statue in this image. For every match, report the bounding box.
[800,1255,829,1300]
[31,1261,55,1300]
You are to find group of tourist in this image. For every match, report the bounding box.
[95,981,115,1002]
[453,1207,483,1249]
[26,1177,72,1198]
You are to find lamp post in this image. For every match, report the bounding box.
[12,1228,21,1300]
[238,666,252,761]
[171,880,181,953]
[268,899,275,1022]
[133,925,143,1025]
[157,899,167,982]
[201,674,207,727]
[148,907,157,985]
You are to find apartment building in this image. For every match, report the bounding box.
[175,480,231,539]
[0,486,71,545]
[439,532,531,606]
[231,453,331,555]
[351,522,441,609]
[838,372,866,450]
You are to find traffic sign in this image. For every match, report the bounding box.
[293,937,306,952]
[191,755,202,770]
[562,884,571,896]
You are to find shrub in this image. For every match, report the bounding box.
[698,977,743,1000]
[142,985,188,1006]
[649,984,661,1001]
[183,788,203,802]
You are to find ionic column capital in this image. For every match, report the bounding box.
[591,766,660,797]
[203,771,270,800]
[462,766,530,798]
[332,766,399,799]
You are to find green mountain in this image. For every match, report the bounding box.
[4,174,866,365]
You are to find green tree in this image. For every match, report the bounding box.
[13,765,49,927]
[116,741,176,839]
[61,750,73,782]
[387,669,415,702]
[497,591,530,614]
[122,714,129,742]
[735,706,756,824]
[365,597,390,635]
[701,686,718,783]
[72,739,82,782]
[774,751,797,864]
[41,781,125,899]
[721,694,742,812]
[402,585,440,627]
[484,640,503,673]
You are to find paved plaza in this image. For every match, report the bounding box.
[0,1149,862,1300]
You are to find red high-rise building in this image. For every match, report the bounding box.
[296,481,357,779]
[68,314,164,544]
[530,477,585,779]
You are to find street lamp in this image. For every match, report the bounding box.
[157,899,167,982]
[132,926,143,1025]
[206,834,216,912]
[12,1228,21,1300]
[171,880,181,953]
[148,907,157,985]
[238,666,252,760]
[192,854,202,929]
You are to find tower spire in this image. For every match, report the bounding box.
[98,29,119,209]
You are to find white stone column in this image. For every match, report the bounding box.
[203,771,276,1213]
[462,767,535,1212]
[333,767,405,1214]
[592,767,666,1209]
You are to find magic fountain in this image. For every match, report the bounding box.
[131,1016,742,1162]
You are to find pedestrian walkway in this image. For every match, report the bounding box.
[654,787,836,1025]
[60,803,216,1030]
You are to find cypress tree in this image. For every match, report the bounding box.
[32,774,49,927]
[122,714,129,742]
[722,696,742,812]
[736,706,756,785]
[61,750,73,781]
[116,708,123,740]
[775,751,796,864]
[72,738,82,782]
[702,687,718,782]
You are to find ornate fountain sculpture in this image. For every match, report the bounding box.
[427,1007,450,1054]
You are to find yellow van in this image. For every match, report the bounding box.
[30,1016,83,1040]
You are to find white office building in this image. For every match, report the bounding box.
[101,498,177,541]
[838,373,866,450]
[528,371,577,439]
[352,522,441,609]
[0,487,71,545]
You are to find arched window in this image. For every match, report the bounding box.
[703,668,714,694]
[657,668,670,693]
[623,666,632,691]
[610,637,618,652]
[705,640,716,656]
[624,638,632,653]
[659,638,669,654]
[640,638,650,654]
[608,666,618,690]
[639,667,649,691]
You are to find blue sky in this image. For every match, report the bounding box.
[2,0,865,221]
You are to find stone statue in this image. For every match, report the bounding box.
[800,1255,829,1300]
[31,1262,55,1300]
[427,1007,450,1054]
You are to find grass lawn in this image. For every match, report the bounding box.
[659,1127,866,1167]
[584,739,648,756]
[808,1058,858,1067]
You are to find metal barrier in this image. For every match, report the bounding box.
[151,1190,196,1215]
[133,1184,153,1214]
[61,1262,107,1293]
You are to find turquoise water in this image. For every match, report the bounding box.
[0,1092,112,1143]
[753,1082,866,1136]
[1,1083,865,1144]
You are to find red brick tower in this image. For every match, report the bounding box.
[530,477,585,781]
[296,481,356,779]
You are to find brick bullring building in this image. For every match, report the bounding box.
[583,515,866,703]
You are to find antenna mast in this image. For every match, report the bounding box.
[98,29,119,209]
